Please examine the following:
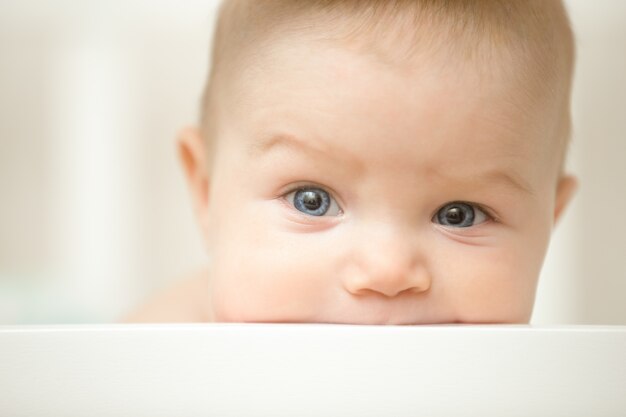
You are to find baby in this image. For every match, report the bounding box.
[124,0,577,324]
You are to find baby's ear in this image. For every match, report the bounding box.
[554,174,578,225]
[177,127,211,241]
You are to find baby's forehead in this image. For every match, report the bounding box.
[214,1,573,116]
[240,34,550,133]
[207,1,574,166]
[239,48,547,163]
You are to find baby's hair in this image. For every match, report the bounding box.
[200,0,575,170]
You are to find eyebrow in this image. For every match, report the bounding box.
[484,171,534,195]
[248,132,364,171]
[431,167,535,196]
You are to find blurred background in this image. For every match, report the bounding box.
[0,0,624,324]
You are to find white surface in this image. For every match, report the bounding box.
[1,324,625,417]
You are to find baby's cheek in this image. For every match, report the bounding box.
[209,234,335,322]
[443,247,540,323]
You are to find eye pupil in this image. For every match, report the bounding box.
[301,191,322,211]
[445,207,464,225]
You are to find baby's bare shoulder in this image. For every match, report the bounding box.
[120,268,211,323]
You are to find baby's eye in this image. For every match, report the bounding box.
[433,202,488,228]
[286,187,342,217]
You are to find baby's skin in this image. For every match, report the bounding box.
[124,1,577,325]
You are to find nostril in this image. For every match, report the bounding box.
[408,278,431,294]
[350,286,427,298]
[340,251,431,297]
[350,287,399,298]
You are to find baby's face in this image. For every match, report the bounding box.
[194,36,572,324]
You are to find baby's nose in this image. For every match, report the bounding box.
[341,238,431,298]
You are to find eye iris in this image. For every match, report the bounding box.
[438,203,475,227]
[294,188,330,216]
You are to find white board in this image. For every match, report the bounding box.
[1,324,625,416]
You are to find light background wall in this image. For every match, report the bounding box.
[0,0,624,324]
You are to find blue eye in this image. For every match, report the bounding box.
[287,187,341,217]
[434,202,488,228]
